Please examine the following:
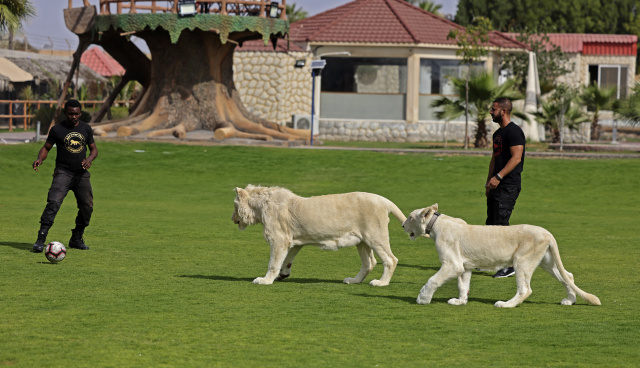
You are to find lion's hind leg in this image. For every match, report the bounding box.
[344,243,376,284]
[494,257,536,308]
[366,240,398,287]
[539,250,577,305]
[276,245,304,281]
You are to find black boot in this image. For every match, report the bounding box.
[69,229,89,250]
[32,229,48,253]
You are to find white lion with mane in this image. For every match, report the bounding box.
[232,185,406,286]
[402,204,601,308]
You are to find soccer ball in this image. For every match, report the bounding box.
[45,241,66,263]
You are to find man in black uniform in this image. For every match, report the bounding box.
[485,97,525,278]
[32,99,98,252]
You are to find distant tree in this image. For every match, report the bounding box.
[0,0,35,32]
[613,84,640,127]
[455,0,636,34]
[76,84,89,103]
[404,0,442,15]
[500,30,572,94]
[286,3,308,23]
[534,84,588,147]
[446,16,491,149]
[0,0,35,50]
[432,72,526,148]
[456,0,640,71]
[579,83,616,141]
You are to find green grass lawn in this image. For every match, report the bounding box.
[1,141,639,367]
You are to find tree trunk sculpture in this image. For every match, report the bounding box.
[64,7,310,142]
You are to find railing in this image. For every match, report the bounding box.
[0,100,133,131]
[68,0,287,19]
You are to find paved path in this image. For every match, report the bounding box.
[2,131,639,159]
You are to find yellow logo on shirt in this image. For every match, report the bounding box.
[64,132,85,154]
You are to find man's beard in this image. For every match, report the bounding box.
[492,114,502,123]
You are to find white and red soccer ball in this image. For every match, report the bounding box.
[45,241,66,263]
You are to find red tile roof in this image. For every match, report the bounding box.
[80,47,125,77]
[504,33,638,55]
[290,0,525,49]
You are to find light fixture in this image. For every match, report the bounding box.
[269,2,279,18]
[294,59,306,68]
[178,0,197,17]
[310,60,327,71]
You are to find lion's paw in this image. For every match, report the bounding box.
[494,300,515,308]
[447,298,467,306]
[252,277,273,285]
[369,279,388,287]
[561,298,576,306]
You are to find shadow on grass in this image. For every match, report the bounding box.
[352,292,505,305]
[178,274,343,284]
[396,263,440,272]
[0,241,33,251]
[179,275,255,282]
[398,264,513,279]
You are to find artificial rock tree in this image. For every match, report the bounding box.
[62,6,308,142]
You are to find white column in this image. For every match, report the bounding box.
[524,51,541,142]
[406,53,420,124]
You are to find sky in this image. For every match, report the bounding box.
[17,0,458,52]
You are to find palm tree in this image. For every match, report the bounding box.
[404,0,443,15]
[613,84,640,127]
[431,72,526,148]
[534,100,588,144]
[286,3,308,23]
[0,0,35,49]
[418,1,443,14]
[579,83,616,141]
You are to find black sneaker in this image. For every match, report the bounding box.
[69,230,89,250]
[493,267,515,278]
[32,230,47,253]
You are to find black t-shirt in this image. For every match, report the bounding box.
[492,122,525,187]
[46,120,95,173]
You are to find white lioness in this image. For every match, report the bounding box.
[232,185,405,286]
[402,204,601,308]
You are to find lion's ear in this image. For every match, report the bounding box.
[235,187,247,198]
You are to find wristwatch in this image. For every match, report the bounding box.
[495,173,503,181]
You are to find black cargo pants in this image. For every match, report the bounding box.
[39,168,93,231]
[486,184,521,226]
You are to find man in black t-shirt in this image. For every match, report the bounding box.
[32,99,99,253]
[485,97,525,278]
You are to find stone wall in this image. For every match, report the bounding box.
[233,50,312,125]
[317,118,590,143]
[318,119,472,142]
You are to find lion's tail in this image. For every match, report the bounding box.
[385,199,406,225]
[548,235,601,306]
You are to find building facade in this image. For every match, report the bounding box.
[231,0,638,143]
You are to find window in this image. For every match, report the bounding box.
[588,65,628,99]
[321,57,407,94]
[419,59,484,95]
[319,57,407,120]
